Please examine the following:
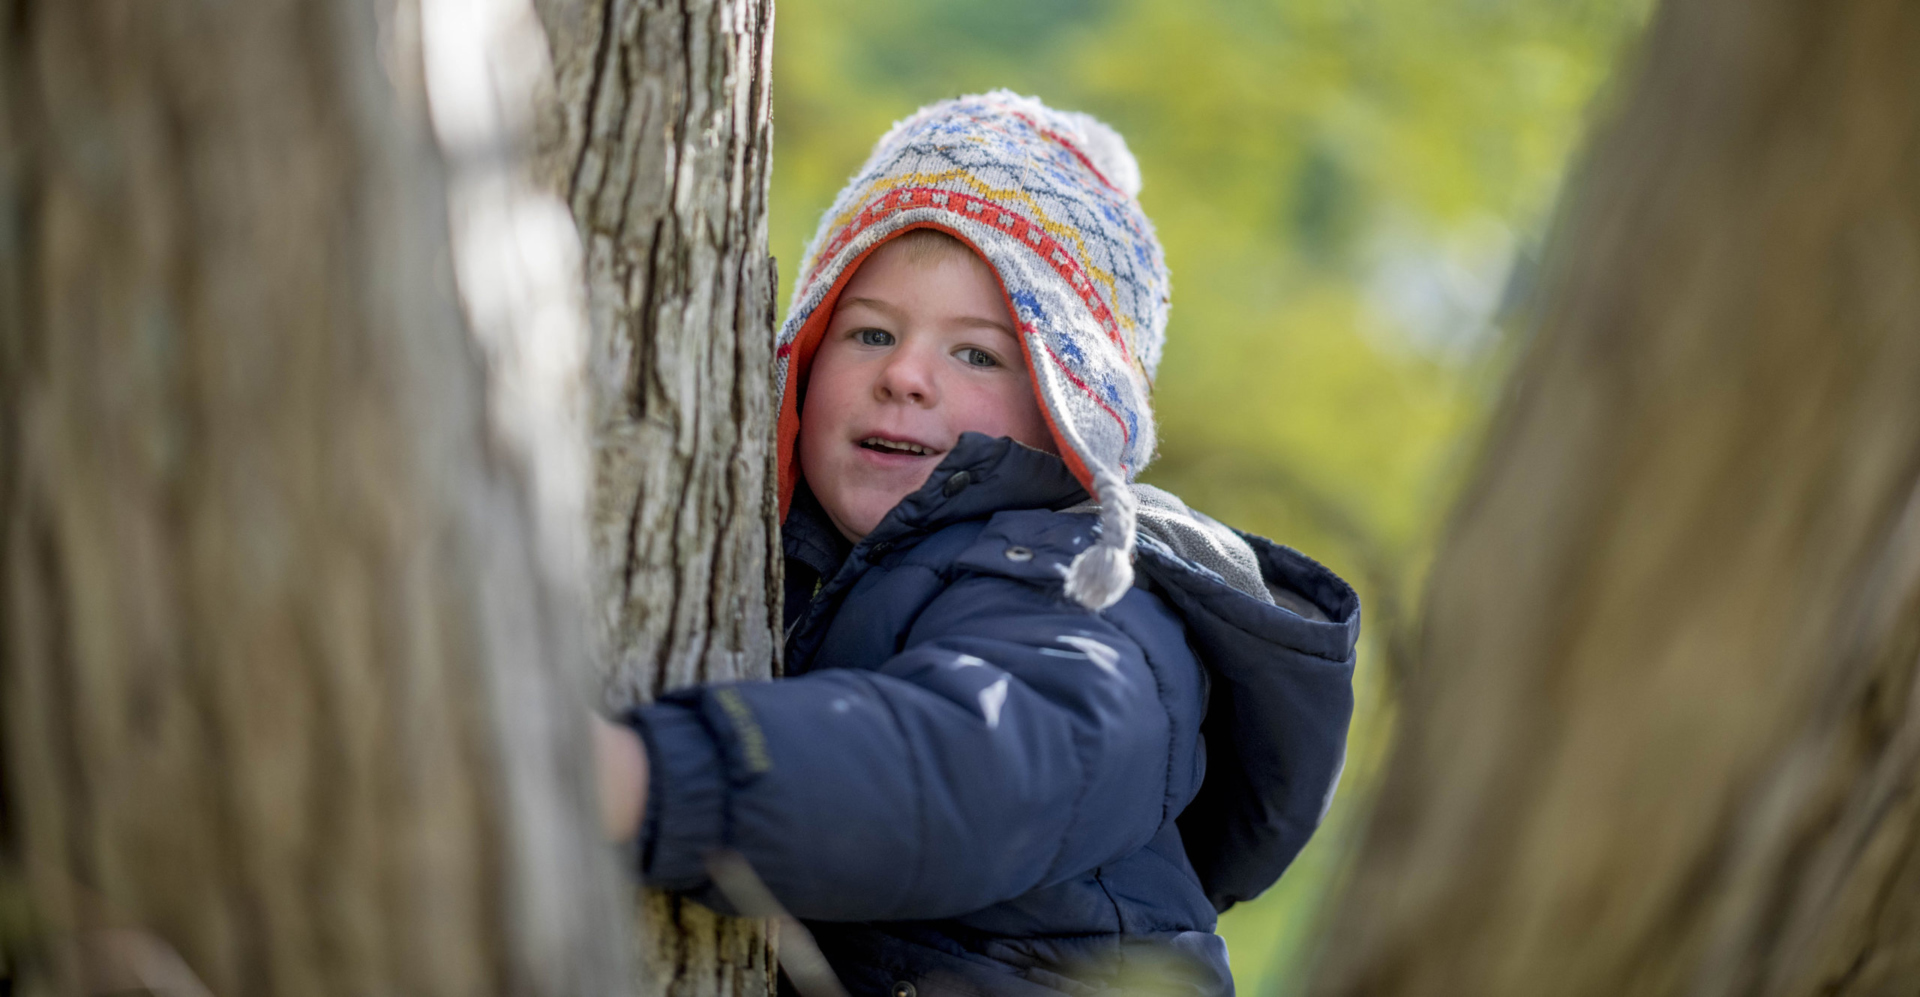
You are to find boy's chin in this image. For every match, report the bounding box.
[836,484,925,537]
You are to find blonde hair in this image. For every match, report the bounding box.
[887,227,980,269]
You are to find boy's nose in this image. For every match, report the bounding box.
[874,347,939,406]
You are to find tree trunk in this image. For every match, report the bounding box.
[1314,1,1920,995]
[0,1,629,994]
[533,0,780,995]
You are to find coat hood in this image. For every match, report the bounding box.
[1128,488,1360,912]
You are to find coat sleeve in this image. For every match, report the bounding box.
[625,572,1179,922]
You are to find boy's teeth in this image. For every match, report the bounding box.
[862,437,931,455]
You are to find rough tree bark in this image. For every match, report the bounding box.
[0,1,629,994]
[1314,1,1920,995]
[533,1,780,995]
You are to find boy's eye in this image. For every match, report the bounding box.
[957,347,999,368]
[855,328,895,347]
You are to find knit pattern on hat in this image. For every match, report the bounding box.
[776,91,1171,609]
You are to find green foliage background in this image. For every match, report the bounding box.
[769,2,1647,991]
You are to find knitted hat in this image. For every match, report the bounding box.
[776,91,1170,610]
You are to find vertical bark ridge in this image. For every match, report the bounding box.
[535,0,778,993]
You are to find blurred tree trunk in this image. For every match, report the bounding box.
[533,1,780,995]
[1315,1,1920,996]
[0,1,630,995]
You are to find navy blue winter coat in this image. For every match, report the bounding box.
[628,434,1358,996]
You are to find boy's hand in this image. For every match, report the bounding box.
[592,714,649,842]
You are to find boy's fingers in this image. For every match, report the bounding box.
[592,715,648,841]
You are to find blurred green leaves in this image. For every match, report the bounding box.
[769,1,1646,991]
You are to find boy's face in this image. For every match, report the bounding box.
[799,237,1054,541]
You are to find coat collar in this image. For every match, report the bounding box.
[783,481,853,581]
[859,433,1089,553]
[782,433,1089,582]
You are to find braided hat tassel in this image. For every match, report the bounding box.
[1062,463,1138,611]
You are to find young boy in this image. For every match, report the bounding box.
[596,92,1359,997]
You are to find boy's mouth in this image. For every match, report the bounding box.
[858,436,941,457]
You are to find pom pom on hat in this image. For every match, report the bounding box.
[1061,111,1142,199]
[775,92,1169,610]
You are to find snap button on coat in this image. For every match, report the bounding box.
[1004,545,1034,562]
[942,470,972,496]
[892,982,916,997]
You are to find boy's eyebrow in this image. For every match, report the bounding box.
[952,315,1017,335]
[836,296,904,319]
[838,296,1015,336]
